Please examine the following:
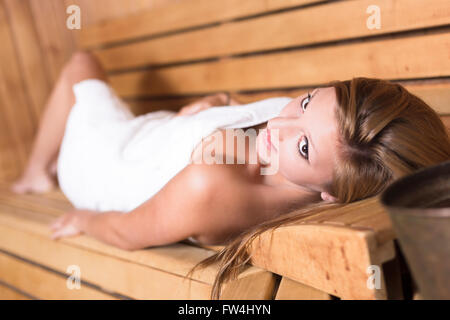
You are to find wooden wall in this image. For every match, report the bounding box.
[0,0,174,181]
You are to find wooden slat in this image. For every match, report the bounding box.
[109,32,450,99]
[405,81,450,114]
[195,223,396,299]
[0,145,21,182]
[3,0,51,120]
[0,282,30,300]
[0,2,37,178]
[0,181,71,203]
[0,220,211,299]
[322,207,387,227]
[247,224,393,299]
[0,184,396,299]
[95,0,450,70]
[0,204,275,299]
[79,0,323,48]
[351,213,397,245]
[29,0,76,84]
[125,81,450,117]
[275,277,332,300]
[0,192,73,217]
[0,252,118,299]
[296,197,380,224]
[231,82,450,115]
[64,0,154,27]
[0,186,395,299]
[219,268,277,300]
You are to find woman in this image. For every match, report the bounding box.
[12,52,450,298]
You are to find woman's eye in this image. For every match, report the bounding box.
[301,92,311,112]
[298,136,309,160]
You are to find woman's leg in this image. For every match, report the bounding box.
[12,51,107,194]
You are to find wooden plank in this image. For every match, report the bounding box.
[351,213,396,246]
[0,192,72,217]
[247,224,394,299]
[405,80,450,114]
[0,282,31,300]
[232,81,450,115]
[322,206,387,227]
[220,269,277,300]
[193,222,396,299]
[109,32,450,98]
[64,0,171,46]
[0,252,118,299]
[0,186,395,299]
[3,0,52,120]
[0,1,37,178]
[79,0,323,48]
[0,183,72,209]
[29,0,77,84]
[123,81,450,116]
[95,0,450,70]
[0,220,212,299]
[275,277,332,300]
[297,197,381,225]
[0,206,274,299]
[65,0,166,27]
[0,181,70,203]
[0,144,21,182]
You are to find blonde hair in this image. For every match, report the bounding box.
[185,77,450,299]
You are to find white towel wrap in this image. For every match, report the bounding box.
[57,79,292,212]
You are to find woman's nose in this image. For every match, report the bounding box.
[267,116,299,141]
[267,116,298,130]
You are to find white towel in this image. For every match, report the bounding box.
[57,79,292,212]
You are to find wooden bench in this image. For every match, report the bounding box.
[0,0,449,299]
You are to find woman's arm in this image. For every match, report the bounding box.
[228,94,242,106]
[175,92,242,116]
[50,163,251,250]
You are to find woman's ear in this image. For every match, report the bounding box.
[321,191,337,203]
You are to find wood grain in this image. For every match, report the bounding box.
[3,0,51,120]
[0,197,275,299]
[275,277,332,300]
[0,1,37,178]
[0,252,118,299]
[108,32,450,99]
[94,0,450,70]
[79,0,323,48]
[0,282,31,300]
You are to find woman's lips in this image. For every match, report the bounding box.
[266,129,277,152]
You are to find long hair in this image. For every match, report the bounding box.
[184,77,450,299]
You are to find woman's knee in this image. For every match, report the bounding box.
[63,50,106,83]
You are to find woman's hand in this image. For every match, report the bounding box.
[176,93,228,116]
[50,209,96,240]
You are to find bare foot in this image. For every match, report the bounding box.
[11,168,56,194]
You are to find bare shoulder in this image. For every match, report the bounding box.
[126,162,257,247]
[190,127,261,166]
[182,163,264,245]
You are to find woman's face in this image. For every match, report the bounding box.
[256,87,340,193]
